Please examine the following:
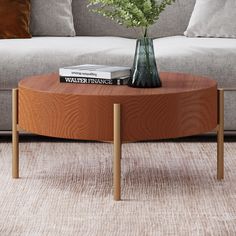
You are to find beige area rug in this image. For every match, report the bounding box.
[0,139,236,235]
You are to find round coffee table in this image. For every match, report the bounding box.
[12,72,224,200]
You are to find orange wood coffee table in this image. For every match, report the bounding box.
[12,72,224,200]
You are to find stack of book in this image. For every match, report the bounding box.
[59,64,131,85]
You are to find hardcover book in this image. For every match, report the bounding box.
[59,64,131,79]
[60,76,130,85]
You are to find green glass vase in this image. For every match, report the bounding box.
[129,37,162,88]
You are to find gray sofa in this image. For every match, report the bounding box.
[0,0,236,131]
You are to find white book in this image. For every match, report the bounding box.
[59,64,131,79]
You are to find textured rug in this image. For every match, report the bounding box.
[0,138,236,235]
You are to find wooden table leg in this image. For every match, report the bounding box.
[113,104,121,201]
[12,88,19,178]
[217,89,224,180]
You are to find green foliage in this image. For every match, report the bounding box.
[88,0,175,37]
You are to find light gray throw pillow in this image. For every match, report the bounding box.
[30,0,76,36]
[184,0,236,38]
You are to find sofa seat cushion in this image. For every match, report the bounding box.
[156,36,236,88]
[0,37,135,89]
[0,36,236,89]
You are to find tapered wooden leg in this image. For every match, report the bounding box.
[217,89,224,180]
[113,104,121,201]
[12,89,19,178]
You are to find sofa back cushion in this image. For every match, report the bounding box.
[185,0,236,38]
[72,0,196,38]
[30,0,75,36]
[0,0,31,39]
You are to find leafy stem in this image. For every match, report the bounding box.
[88,0,175,38]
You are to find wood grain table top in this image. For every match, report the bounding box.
[19,72,216,96]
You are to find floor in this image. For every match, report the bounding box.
[0,136,236,235]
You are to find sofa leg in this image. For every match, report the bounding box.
[217,89,224,180]
[12,88,19,179]
[113,104,121,201]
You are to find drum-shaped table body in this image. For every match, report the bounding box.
[18,72,218,142]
